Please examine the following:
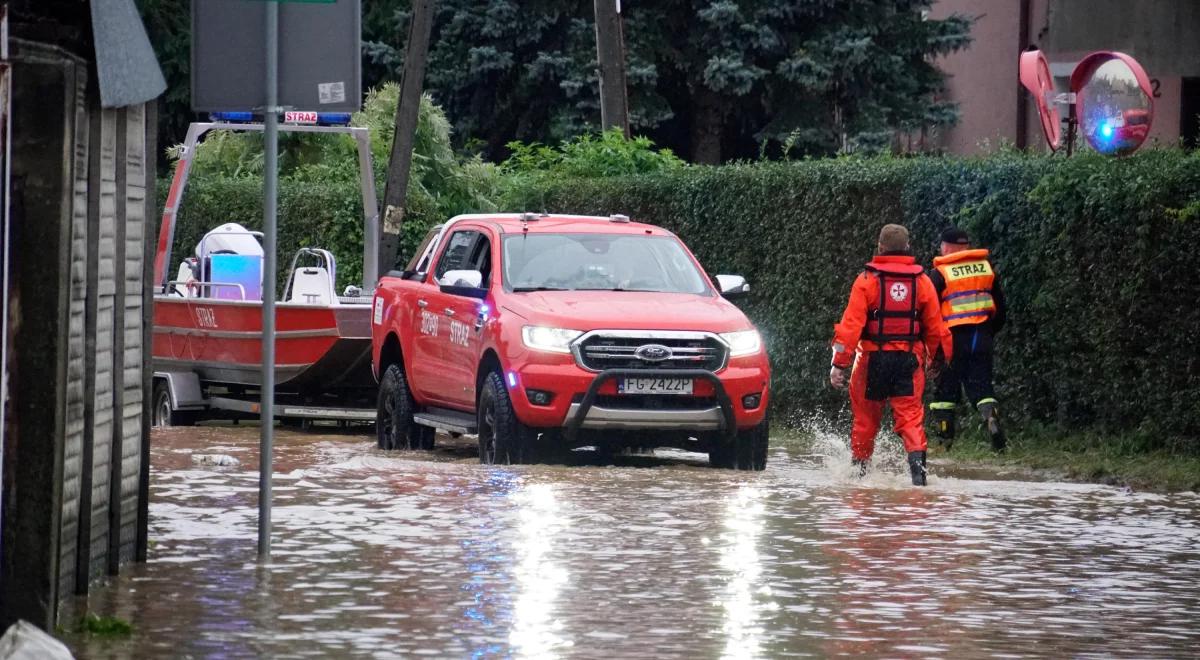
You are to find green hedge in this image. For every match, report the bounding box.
[165,151,1200,451]
[161,176,441,291]
[504,151,1200,451]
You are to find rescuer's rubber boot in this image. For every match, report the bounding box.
[907,451,927,486]
[931,405,956,450]
[851,458,869,478]
[979,402,1006,453]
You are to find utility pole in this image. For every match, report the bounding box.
[379,0,436,275]
[594,0,630,137]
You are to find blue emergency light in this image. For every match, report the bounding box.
[210,111,256,123]
[208,111,353,126]
[1100,123,1114,139]
[311,113,352,125]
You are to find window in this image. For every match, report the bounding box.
[1182,77,1200,149]
[502,233,711,295]
[404,227,441,273]
[435,230,479,281]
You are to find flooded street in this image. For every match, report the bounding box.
[65,426,1200,658]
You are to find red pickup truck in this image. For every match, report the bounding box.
[371,213,771,469]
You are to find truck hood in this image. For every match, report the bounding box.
[501,290,753,333]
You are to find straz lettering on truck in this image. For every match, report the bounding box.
[420,310,439,336]
[194,307,218,329]
[448,320,471,347]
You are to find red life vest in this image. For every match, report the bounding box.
[863,260,924,344]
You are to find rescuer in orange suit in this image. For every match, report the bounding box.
[929,227,1007,452]
[829,224,952,486]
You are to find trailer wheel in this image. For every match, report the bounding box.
[477,371,534,464]
[152,380,196,428]
[377,363,423,450]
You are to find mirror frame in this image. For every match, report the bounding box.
[1019,50,1062,151]
[439,284,489,300]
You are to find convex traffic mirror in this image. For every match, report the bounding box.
[1020,50,1155,156]
[1072,53,1154,156]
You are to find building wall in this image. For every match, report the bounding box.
[934,0,1191,153]
[930,0,1024,154]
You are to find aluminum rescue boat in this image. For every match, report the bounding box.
[150,114,381,424]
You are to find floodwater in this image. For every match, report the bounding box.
[64,425,1200,658]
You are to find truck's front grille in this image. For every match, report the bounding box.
[573,332,728,372]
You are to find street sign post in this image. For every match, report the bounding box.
[191,0,361,560]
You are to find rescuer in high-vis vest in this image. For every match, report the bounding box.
[829,224,952,486]
[929,227,1007,452]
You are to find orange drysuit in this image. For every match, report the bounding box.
[831,255,952,461]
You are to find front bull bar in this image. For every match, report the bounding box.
[563,368,738,443]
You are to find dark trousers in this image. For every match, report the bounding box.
[934,324,997,409]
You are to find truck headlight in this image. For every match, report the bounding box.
[521,326,584,354]
[720,329,762,357]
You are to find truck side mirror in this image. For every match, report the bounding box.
[439,269,488,299]
[438,269,483,288]
[715,274,750,298]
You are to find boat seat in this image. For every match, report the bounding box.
[288,266,337,305]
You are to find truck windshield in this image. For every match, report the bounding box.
[503,233,711,294]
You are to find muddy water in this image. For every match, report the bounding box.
[65,426,1200,658]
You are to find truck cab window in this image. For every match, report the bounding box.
[404,227,441,274]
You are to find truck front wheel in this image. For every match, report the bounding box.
[709,411,769,471]
[377,364,433,450]
[477,371,533,464]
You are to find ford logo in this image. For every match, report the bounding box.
[634,344,673,362]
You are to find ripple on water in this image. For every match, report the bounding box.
[63,425,1200,659]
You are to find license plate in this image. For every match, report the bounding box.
[618,377,694,395]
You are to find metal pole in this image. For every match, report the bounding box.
[259,0,278,560]
[0,6,10,566]
[355,130,379,289]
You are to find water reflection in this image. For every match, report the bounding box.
[61,427,1200,658]
[509,482,571,656]
[718,485,773,659]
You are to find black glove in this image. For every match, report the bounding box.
[927,352,946,382]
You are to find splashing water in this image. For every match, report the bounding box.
[784,408,922,488]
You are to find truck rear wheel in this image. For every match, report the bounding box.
[477,371,533,464]
[709,411,769,471]
[377,364,432,450]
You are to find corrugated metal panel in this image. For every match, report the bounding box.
[88,107,118,579]
[121,106,146,561]
[58,64,89,599]
[119,104,146,562]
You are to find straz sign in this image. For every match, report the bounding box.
[284,111,319,124]
[946,261,993,281]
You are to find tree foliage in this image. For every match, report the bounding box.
[363,0,973,162]
[170,83,499,222]
[138,0,972,166]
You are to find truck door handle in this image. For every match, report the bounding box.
[444,308,456,316]
[416,299,428,308]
